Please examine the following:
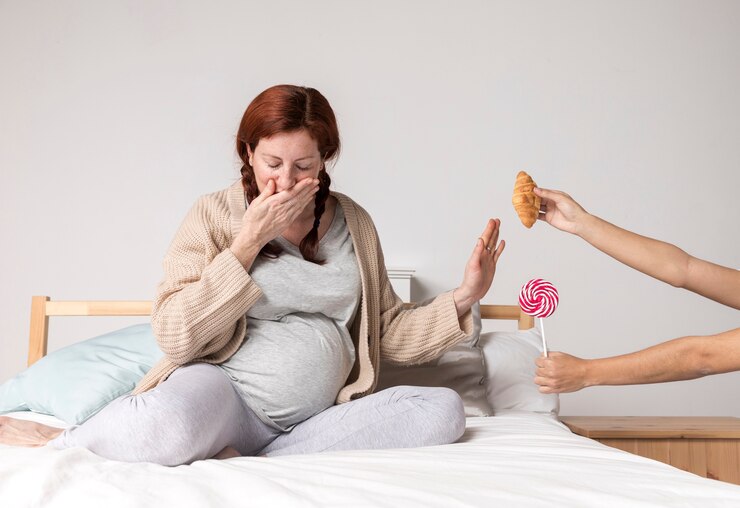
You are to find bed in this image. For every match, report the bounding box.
[2,297,739,507]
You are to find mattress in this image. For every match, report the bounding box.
[1,410,739,507]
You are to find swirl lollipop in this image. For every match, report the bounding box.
[519,278,559,356]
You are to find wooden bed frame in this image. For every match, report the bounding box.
[27,296,534,366]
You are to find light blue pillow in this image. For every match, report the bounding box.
[0,324,162,425]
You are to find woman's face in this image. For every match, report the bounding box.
[247,129,322,194]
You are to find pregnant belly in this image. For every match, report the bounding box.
[231,316,355,426]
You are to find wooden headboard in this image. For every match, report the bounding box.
[27,296,534,367]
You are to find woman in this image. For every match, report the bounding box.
[0,85,505,465]
[532,186,739,393]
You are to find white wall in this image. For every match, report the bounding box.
[1,0,738,417]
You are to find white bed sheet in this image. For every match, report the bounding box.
[1,410,739,507]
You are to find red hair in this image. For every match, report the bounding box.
[236,85,340,264]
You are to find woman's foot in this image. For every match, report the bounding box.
[213,446,241,460]
[0,416,64,447]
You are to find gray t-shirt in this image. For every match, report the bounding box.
[220,203,361,431]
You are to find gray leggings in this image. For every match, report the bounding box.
[49,363,465,466]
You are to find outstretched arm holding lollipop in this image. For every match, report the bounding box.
[531,186,740,394]
[535,329,740,393]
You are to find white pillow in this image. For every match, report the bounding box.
[479,327,559,415]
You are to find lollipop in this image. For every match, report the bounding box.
[518,278,559,356]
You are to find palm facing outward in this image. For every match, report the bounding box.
[455,219,505,313]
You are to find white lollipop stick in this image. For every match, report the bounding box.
[539,318,548,357]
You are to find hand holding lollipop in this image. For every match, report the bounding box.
[519,278,559,356]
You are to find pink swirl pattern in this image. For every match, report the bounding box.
[519,278,559,318]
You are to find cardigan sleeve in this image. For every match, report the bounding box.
[376,258,473,364]
[150,192,263,365]
[366,216,474,365]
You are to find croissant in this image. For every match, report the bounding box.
[512,171,540,228]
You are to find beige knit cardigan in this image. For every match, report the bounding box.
[133,181,473,403]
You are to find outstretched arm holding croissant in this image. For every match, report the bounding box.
[533,187,740,310]
[531,186,740,393]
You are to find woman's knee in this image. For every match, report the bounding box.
[85,394,204,465]
[76,372,236,465]
[427,387,466,442]
[398,386,465,445]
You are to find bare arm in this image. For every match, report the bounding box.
[578,213,740,309]
[534,327,740,393]
[534,187,740,310]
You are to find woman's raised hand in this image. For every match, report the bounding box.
[453,219,505,316]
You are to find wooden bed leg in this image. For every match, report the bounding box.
[28,296,50,367]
